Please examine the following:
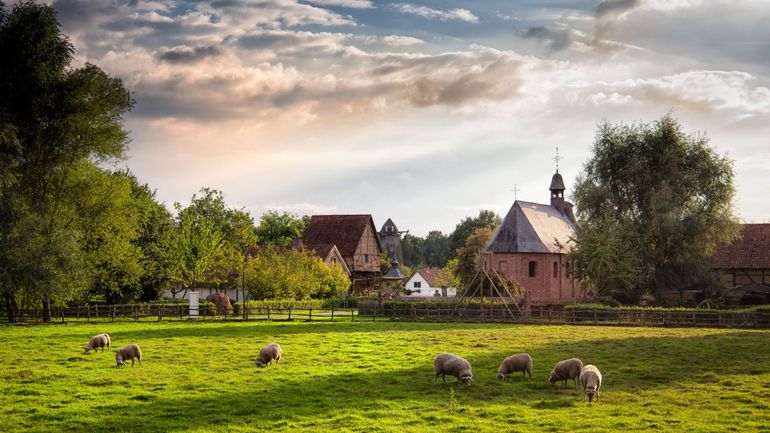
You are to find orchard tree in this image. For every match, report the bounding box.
[454,227,494,289]
[255,210,307,246]
[571,115,740,302]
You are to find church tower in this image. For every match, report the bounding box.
[549,171,566,215]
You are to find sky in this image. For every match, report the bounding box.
[48,0,770,236]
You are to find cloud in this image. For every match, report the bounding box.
[595,0,640,18]
[303,0,374,8]
[394,3,479,23]
[522,26,573,53]
[157,45,222,63]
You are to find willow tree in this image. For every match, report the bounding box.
[570,115,740,302]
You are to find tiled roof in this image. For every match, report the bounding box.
[713,224,770,269]
[416,268,450,287]
[302,214,380,258]
[485,201,576,254]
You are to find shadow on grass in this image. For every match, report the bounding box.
[53,328,770,433]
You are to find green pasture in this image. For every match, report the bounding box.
[1,321,769,432]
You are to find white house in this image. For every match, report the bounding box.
[403,268,457,298]
[163,283,243,302]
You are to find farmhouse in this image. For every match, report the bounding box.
[302,214,382,292]
[482,171,587,301]
[713,224,770,294]
[293,240,352,277]
[403,268,457,298]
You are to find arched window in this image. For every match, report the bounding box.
[497,261,507,273]
[528,261,537,277]
[553,261,558,278]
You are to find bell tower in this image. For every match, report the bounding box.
[549,147,566,214]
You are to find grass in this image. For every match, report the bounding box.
[1,321,770,433]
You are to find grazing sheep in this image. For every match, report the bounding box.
[497,353,533,381]
[115,344,142,367]
[83,333,111,354]
[433,353,473,386]
[579,364,603,402]
[255,343,282,367]
[549,358,583,388]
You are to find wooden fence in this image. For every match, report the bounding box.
[4,303,770,328]
[0,304,359,324]
[358,302,770,328]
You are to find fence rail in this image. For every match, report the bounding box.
[358,303,770,328]
[3,303,770,328]
[0,304,359,324]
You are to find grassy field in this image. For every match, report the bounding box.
[1,321,769,433]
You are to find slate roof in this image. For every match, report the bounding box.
[485,201,576,254]
[380,218,398,234]
[713,224,770,269]
[302,214,381,258]
[549,172,566,191]
[416,268,451,287]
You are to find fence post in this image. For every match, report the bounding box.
[351,308,355,322]
[288,307,292,321]
[267,306,271,321]
[112,305,116,322]
[87,305,91,322]
[330,309,334,322]
[309,308,313,322]
[159,304,163,322]
[593,310,597,325]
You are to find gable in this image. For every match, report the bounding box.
[302,215,380,258]
[486,201,576,254]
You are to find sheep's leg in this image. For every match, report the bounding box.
[131,358,135,367]
[442,374,447,384]
[433,374,438,385]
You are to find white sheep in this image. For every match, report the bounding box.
[549,358,583,388]
[115,344,142,367]
[497,353,533,381]
[579,364,603,402]
[433,353,473,386]
[255,343,282,367]
[83,333,111,354]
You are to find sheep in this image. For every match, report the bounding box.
[579,364,603,402]
[255,343,282,367]
[115,344,142,367]
[497,353,533,381]
[83,333,111,354]
[433,353,473,386]
[548,358,583,389]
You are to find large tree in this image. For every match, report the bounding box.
[0,2,133,320]
[255,210,307,246]
[454,227,494,290]
[423,230,450,268]
[571,115,740,302]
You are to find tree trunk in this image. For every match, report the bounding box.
[42,297,52,322]
[4,292,17,323]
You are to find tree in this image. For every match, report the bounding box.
[423,230,450,267]
[448,210,501,257]
[454,228,494,289]
[255,210,307,246]
[244,248,349,300]
[168,210,224,299]
[401,233,425,267]
[0,2,133,320]
[571,115,740,302]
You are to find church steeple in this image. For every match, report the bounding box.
[549,147,565,214]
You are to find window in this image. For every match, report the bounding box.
[553,262,558,278]
[497,261,508,273]
[364,254,369,263]
[414,281,422,288]
[528,261,537,278]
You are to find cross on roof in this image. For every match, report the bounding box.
[510,184,520,201]
[553,146,562,173]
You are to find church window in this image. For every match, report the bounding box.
[553,262,558,278]
[528,261,537,277]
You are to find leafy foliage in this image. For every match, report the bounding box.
[255,210,307,246]
[571,115,740,301]
[448,210,501,258]
[455,227,494,289]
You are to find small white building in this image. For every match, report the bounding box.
[403,268,457,298]
[163,283,243,302]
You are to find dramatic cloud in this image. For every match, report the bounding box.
[49,0,770,232]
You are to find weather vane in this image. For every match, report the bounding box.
[510,184,520,201]
[553,146,562,173]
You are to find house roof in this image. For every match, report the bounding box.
[713,224,770,269]
[416,268,450,287]
[485,201,576,254]
[302,214,381,258]
[381,218,398,233]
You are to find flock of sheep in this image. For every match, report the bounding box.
[435,352,603,402]
[83,334,601,402]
